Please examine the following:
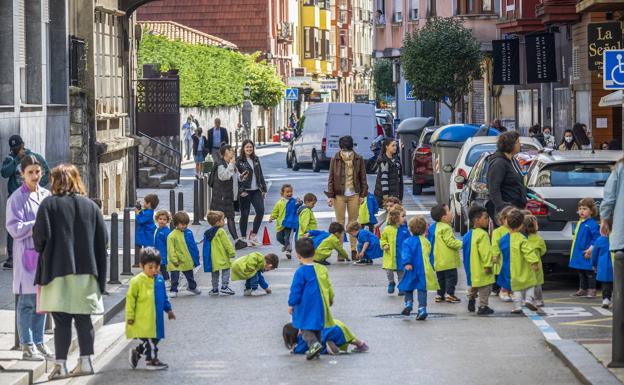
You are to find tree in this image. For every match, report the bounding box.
[401,17,482,123]
[244,54,286,109]
[373,58,395,102]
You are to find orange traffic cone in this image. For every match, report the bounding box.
[262,227,271,245]
[375,226,381,238]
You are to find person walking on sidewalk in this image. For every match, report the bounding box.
[182,116,196,161]
[6,155,53,361]
[33,164,108,380]
[192,127,208,178]
[236,139,267,246]
[206,118,229,163]
[2,134,50,269]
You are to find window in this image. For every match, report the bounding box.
[304,0,317,6]
[0,0,13,105]
[534,163,614,187]
[339,30,347,47]
[94,10,126,116]
[304,27,312,58]
[393,0,402,22]
[318,0,328,9]
[49,0,67,104]
[409,0,419,20]
[25,0,42,104]
[465,143,538,167]
[457,0,494,15]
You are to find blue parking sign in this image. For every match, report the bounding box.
[603,50,624,90]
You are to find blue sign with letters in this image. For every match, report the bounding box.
[405,82,416,101]
[285,88,299,100]
[603,50,624,90]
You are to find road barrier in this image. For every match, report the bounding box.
[610,251,624,367]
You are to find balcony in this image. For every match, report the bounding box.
[577,0,624,13]
[535,0,579,24]
[277,22,294,44]
[497,5,544,35]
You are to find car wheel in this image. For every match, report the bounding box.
[312,151,320,173]
[412,181,423,195]
[286,151,292,168]
[292,152,300,171]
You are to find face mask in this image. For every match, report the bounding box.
[544,133,551,138]
[565,137,574,143]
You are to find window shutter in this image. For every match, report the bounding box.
[42,0,49,23]
[18,0,25,67]
[571,46,580,81]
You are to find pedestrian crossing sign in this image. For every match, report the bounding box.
[285,88,299,101]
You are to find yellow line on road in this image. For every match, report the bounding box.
[544,297,602,306]
[559,317,612,328]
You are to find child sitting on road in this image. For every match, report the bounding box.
[358,192,380,232]
[297,193,318,240]
[524,214,546,307]
[283,319,368,355]
[592,227,613,309]
[347,221,382,266]
[463,206,495,315]
[127,247,176,370]
[167,212,201,297]
[491,206,514,302]
[270,184,302,259]
[569,198,601,298]
[135,194,159,250]
[154,210,171,281]
[288,238,335,360]
[203,211,236,296]
[428,203,463,303]
[314,222,349,265]
[381,208,407,295]
[231,252,279,296]
[398,215,439,320]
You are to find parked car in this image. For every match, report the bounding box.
[448,136,542,232]
[376,109,394,137]
[523,150,620,267]
[287,103,383,172]
[411,126,438,195]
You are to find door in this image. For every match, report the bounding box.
[553,87,571,143]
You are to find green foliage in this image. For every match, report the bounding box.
[138,33,285,108]
[373,59,395,101]
[401,17,482,108]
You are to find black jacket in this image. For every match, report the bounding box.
[33,194,108,293]
[486,152,527,217]
[192,134,208,158]
[236,156,267,193]
[374,154,403,203]
[206,127,229,151]
[209,160,236,217]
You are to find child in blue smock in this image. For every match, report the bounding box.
[283,319,368,355]
[269,184,302,259]
[347,221,382,266]
[592,229,613,309]
[135,194,159,250]
[358,192,380,232]
[153,210,171,281]
[569,198,601,298]
[288,238,334,360]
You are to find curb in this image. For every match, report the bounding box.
[547,339,622,385]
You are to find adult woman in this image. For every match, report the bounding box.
[374,138,403,205]
[542,126,555,148]
[33,164,108,379]
[6,155,52,361]
[210,144,247,250]
[486,131,526,220]
[236,140,267,246]
[600,157,624,253]
[558,129,580,151]
[326,135,368,259]
[573,122,592,149]
[192,127,207,178]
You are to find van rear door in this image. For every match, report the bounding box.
[325,104,351,159]
[349,104,375,159]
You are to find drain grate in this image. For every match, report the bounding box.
[375,312,456,319]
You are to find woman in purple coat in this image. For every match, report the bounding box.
[6,155,52,361]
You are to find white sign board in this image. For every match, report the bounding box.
[288,76,313,87]
[320,80,338,90]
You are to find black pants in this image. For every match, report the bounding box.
[160,264,169,280]
[276,228,293,252]
[137,338,160,360]
[51,312,94,360]
[239,190,265,236]
[226,215,238,240]
[301,330,321,348]
[436,269,458,297]
[170,270,197,292]
[578,269,596,290]
[602,282,613,300]
[6,232,12,259]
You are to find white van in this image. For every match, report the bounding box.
[288,103,380,172]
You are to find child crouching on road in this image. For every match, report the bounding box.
[283,319,368,355]
[314,222,349,265]
[346,221,382,266]
[127,248,176,370]
[230,252,279,296]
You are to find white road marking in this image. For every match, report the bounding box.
[593,306,613,316]
[523,309,562,340]
[541,307,593,318]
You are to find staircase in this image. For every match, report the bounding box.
[139,166,178,189]
[137,131,182,189]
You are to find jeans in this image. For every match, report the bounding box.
[184,139,192,160]
[301,330,321,347]
[333,194,360,251]
[404,290,428,309]
[137,338,160,360]
[170,270,197,292]
[239,190,265,236]
[602,282,613,300]
[512,287,535,310]
[211,269,231,290]
[16,294,45,345]
[467,284,492,307]
[386,269,404,285]
[578,269,596,290]
[276,228,293,252]
[245,272,268,290]
[51,312,94,360]
[436,269,458,297]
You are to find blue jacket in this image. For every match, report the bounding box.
[288,264,333,331]
[135,209,156,247]
[569,218,600,271]
[202,227,218,272]
[282,198,301,230]
[395,223,410,270]
[398,236,427,292]
[184,228,200,267]
[154,227,171,266]
[293,324,347,354]
[362,193,380,225]
[154,274,172,339]
[592,236,613,283]
[357,229,382,260]
[308,230,330,249]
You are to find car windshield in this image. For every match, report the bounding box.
[465,143,538,167]
[533,162,613,187]
[421,131,434,146]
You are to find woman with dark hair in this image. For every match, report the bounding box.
[572,123,591,149]
[33,164,108,379]
[374,138,403,205]
[326,135,368,259]
[209,144,247,250]
[486,131,526,219]
[192,127,208,178]
[558,129,580,151]
[236,139,267,246]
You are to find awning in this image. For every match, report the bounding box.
[599,90,623,107]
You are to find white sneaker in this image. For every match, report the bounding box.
[169,291,178,298]
[248,234,260,246]
[244,289,253,296]
[70,356,94,377]
[36,343,54,360]
[187,287,201,295]
[602,298,612,309]
[22,344,44,361]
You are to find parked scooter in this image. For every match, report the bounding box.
[366,135,385,174]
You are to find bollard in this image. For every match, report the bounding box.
[205,175,212,213]
[169,190,176,229]
[108,212,120,284]
[610,251,624,367]
[121,208,133,276]
[134,245,141,268]
[178,192,184,215]
[192,179,200,225]
[199,178,205,221]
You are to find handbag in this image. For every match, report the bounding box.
[22,248,39,272]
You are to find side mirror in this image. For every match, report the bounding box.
[443,164,454,173]
[454,175,466,185]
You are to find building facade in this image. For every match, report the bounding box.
[331,0,353,102]
[353,0,375,102]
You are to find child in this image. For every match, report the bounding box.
[569,198,601,298]
[288,238,335,360]
[375,196,401,234]
[496,209,540,313]
[428,203,463,303]
[230,252,279,296]
[491,206,514,302]
[153,210,171,281]
[269,184,302,259]
[592,228,613,309]
[135,194,159,249]
[347,221,382,266]
[314,222,349,265]
[126,247,176,370]
[524,214,546,307]
[398,216,439,320]
[381,208,407,295]
[297,193,318,239]
[283,319,368,355]
[202,211,236,296]
[167,212,201,297]
[358,192,380,232]
[463,206,495,315]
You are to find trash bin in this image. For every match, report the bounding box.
[431,124,497,204]
[396,117,435,176]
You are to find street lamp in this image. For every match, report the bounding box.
[244,84,251,99]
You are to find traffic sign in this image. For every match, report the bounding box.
[405,82,416,101]
[285,88,299,101]
[320,80,338,90]
[603,49,624,90]
[288,76,312,87]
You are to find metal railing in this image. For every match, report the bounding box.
[137,131,182,184]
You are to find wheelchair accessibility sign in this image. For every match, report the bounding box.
[603,50,624,90]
